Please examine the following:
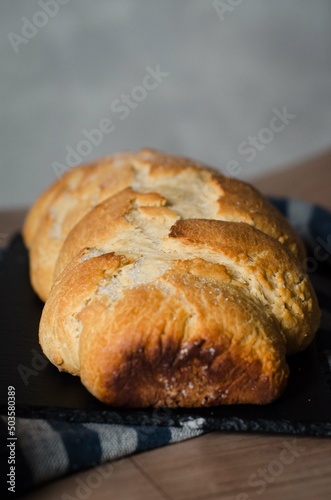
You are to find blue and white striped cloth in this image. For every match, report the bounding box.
[1,197,331,496]
[0,416,205,495]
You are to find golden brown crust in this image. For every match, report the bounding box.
[53,186,319,355]
[23,149,305,301]
[39,250,132,375]
[53,188,169,279]
[25,148,321,407]
[24,154,135,301]
[168,219,319,354]
[211,174,307,263]
[40,255,289,406]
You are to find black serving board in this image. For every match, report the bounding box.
[1,234,331,436]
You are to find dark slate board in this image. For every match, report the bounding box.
[1,234,331,436]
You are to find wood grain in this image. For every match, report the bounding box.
[21,434,331,500]
[253,148,331,211]
[22,458,168,500]
[132,433,331,500]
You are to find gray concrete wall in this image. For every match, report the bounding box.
[1,0,331,208]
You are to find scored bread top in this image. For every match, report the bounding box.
[40,249,290,406]
[23,149,306,302]
[23,153,135,301]
[25,149,321,407]
[49,186,319,358]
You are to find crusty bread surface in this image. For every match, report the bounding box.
[23,149,321,407]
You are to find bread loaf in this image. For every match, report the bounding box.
[23,149,321,407]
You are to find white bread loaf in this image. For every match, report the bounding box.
[23,149,320,407]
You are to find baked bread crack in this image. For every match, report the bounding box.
[23,149,320,407]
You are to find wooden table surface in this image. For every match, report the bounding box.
[2,150,331,500]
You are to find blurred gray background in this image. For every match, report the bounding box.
[1,0,331,209]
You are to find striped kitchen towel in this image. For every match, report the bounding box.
[1,197,331,496]
[0,416,205,496]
